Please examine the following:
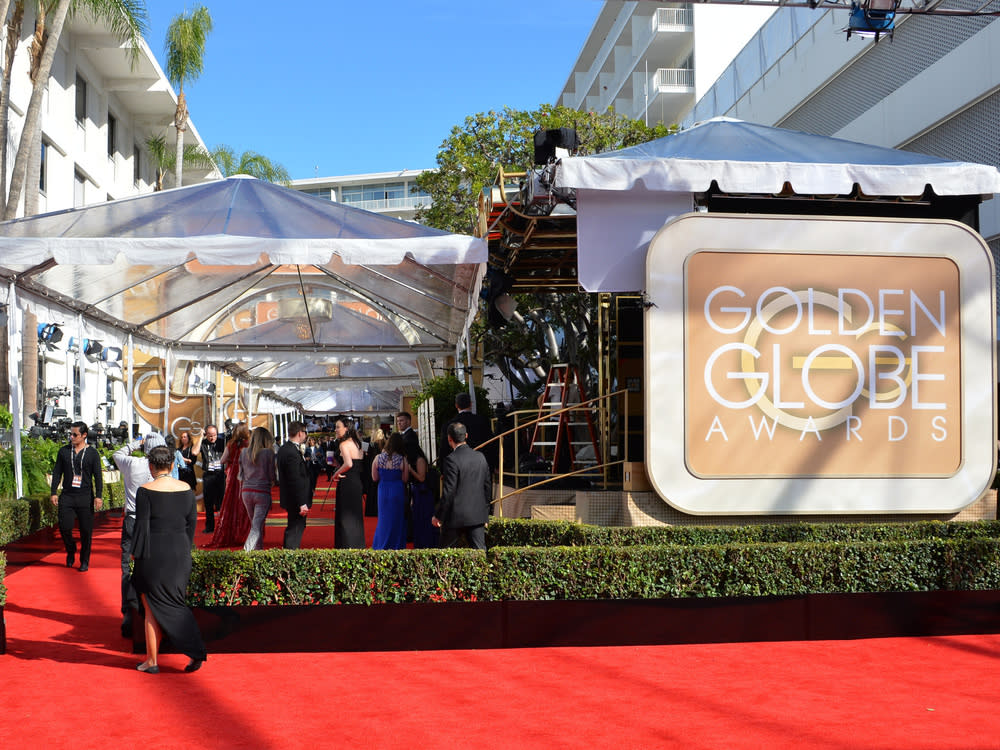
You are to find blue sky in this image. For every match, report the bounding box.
[144,1,603,180]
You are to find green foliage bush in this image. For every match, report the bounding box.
[484,518,1000,547]
[190,548,488,605]
[181,528,1000,606]
[0,479,125,547]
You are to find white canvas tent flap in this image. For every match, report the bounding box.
[554,118,1000,292]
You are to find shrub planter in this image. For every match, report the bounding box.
[130,589,1000,654]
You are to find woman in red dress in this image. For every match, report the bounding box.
[207,423,250,548]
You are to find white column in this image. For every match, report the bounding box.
[8,283,24,498]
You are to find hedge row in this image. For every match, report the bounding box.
[189,548,488,606]
[187,536,1000,606]
[0,480,126,547]
[484,518,1000,548]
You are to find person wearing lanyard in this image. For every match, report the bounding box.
[50,421,104,572]
[198,424,227,533]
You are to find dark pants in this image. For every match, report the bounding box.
[283,505,307,550]
[58,496,94,564]
[440,524,485,551]
[202,471,225,530]
[120,513,137,615]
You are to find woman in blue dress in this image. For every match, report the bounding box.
[371,432,409,549]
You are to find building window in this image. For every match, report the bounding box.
[39,140,47,193]
[74,169,86,207]
[107,112,116,157]
[133,144,141,184]
[75,74,87,124]
[301,187,332,200]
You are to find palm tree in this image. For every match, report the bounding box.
[145,133,212,191]
[0,1,23,215]
[3,0,147,219]
[210,144,291,185]
[165,5,211,190]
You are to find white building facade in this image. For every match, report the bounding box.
[2,7,216,434]
[289,169,432,221]
[557,1,773,126]
[4,7,215,218]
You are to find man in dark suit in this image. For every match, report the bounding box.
[277,420,311,550]
[438,391,497,473]
[433,422,492,550]
[395,411,421,464]
[198,424,226,533]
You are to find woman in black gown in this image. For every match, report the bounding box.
[131,445,207,674]
[330,418,365,548]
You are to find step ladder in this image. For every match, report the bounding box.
[529,364,602,474]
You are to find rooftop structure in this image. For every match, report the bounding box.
[289,169,432,221]
[557,2,773,126]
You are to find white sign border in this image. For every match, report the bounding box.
[645,213,997,515]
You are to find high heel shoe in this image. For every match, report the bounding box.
[184,657,205,673]
[136,661,160,674]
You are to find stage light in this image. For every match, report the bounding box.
[846,0,898,42]
[84,339,103,361]
[37,323,64,348]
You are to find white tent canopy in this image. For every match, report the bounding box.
[554,118,1000,292]
[556,117,1000,197]
[0,176,486,429]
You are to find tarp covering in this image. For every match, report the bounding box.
[0,176,486,411]
[555,117,1000,196]
[554,118,1000,293]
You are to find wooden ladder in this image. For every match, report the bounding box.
[529,364,601,474]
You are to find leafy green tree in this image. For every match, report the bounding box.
[411,374,492,434]
[145,133,212,190]
[416,104,672,404]
[210,144,291,185]
[165,4,212,189]
[416,104,671,235]
[3,0,148,219]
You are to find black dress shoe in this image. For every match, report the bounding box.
[78,563,89,572]
[66,551,75,567]
[136,662,159,674]
[184,658,205,673]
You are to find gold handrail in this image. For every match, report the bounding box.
[471,387,630,514]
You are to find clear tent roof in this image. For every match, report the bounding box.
[0,176,486,412]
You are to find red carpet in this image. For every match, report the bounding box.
[192,473,381,550]
[4,488,1000,748]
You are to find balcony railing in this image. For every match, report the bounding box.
[654,67,695,89]
[341,195,428,212]
[655,6,694,30]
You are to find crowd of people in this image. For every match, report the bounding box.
[56,394,499,671]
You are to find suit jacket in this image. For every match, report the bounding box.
[400,427,421,464]
[276,440,311,510]
[436,443,492,528]
[439,410,497,471]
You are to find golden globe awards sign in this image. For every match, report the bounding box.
[645,214,996,514]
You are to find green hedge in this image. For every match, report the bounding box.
[186,535,1000,605]
[485,539,1000,600]
[484,518,1000,548]
[0,480,126,547]
[189,548,488,605]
